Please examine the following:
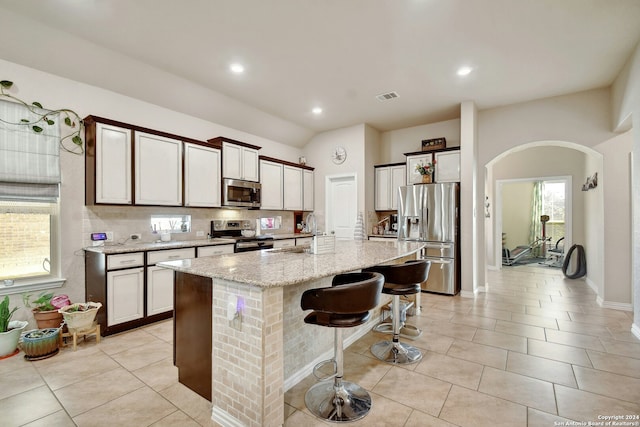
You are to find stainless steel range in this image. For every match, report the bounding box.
[210,220,274,252]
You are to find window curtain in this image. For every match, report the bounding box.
[529,181,544,257]
[0,99,61,200]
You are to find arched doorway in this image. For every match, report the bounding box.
[484,140,605,287]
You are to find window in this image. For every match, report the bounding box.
[0,99,64,294]
[542,181,565,243]
[0,200,61,285]
[150,214,191,234]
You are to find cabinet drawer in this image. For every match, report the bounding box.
[296,237,313,246]
[107,252,144,270]
[273,239,296,249]
[147,248,196,265]
[197,245,235,257]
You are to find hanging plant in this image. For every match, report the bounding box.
[0,80,84,154]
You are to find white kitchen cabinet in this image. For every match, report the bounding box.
[94,122,132,204]
[260,159,284,210]
[406,153,433,185]
[283,165,303,211]
[146,266,175,316]
[303,169,314,211]
[197,244,234,257]
[135,132,183,205]
[184,143,221,207]
[146,248,195,316]
[106,267,144,326]
[223,141,259,182]
[273,239,295,249]
[435,150,461,182]
[296,237,313,246]
[375,164,406,211]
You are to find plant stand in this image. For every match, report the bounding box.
[61,322,100,351]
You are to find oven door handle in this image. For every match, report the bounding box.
[236,241,261,250]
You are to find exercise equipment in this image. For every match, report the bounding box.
[502,237,549,266]
[562,244,587,279]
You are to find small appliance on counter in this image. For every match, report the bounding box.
[390,214,399,232]
[311,234,335,254]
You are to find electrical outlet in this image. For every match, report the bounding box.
[130,233,142,240]
[196,231,205,237]
[105,231,114,242]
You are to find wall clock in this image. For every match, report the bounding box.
[331,146,347,164]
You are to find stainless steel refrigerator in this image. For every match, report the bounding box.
[398,183,460,295]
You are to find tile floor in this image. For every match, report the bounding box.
[2,266,639,426]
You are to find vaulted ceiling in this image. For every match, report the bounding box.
[1,0,639,146]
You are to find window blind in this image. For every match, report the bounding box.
[0,98,61,200]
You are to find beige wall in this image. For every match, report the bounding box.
[1,59,306,325]
[611,40,639,335]
[302,124,366,232]
[500,182,534,251]
[380,118,461,164]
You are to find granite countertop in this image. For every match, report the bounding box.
[84,233,313,254]
[158,239,424,288]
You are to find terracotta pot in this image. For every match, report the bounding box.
[421,174,432,184]
[33,309,64,329]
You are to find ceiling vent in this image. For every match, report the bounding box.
[375,91,399,102]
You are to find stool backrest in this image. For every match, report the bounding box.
[301,272,384,314]
[364,259,431,286]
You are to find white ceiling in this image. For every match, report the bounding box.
[1,0,639,147]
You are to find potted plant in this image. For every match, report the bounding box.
[0,296,28,358]
[59,302,102,333]
[415,159,436,183]
[21,328,61,360]
[23,292,71,329]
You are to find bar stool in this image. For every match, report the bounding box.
[363,260,430,364]
[301,272,384,422]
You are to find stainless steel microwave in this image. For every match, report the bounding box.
[222,178,261,208]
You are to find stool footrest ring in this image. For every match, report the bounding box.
[312,359,338,381]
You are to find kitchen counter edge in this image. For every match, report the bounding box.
[84,233,313,254]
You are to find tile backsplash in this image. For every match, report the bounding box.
[82,205,295,248]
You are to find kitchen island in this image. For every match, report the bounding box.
[159,239,424,427]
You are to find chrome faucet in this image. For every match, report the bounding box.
[305,212,318,235]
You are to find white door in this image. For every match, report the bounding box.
[326,174,357,240]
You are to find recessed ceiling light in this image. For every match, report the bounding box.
[230,63,245,74]
[312,107,323,115]
[457,66,473,76]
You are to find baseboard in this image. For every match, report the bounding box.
[598,299,634,312]
[632,323,640,340]
[460,290,476,299]
[212,405,244,427]
[585,277,598,294]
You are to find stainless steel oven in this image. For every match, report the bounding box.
[222,179,261,208]
[210,219,273,252]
